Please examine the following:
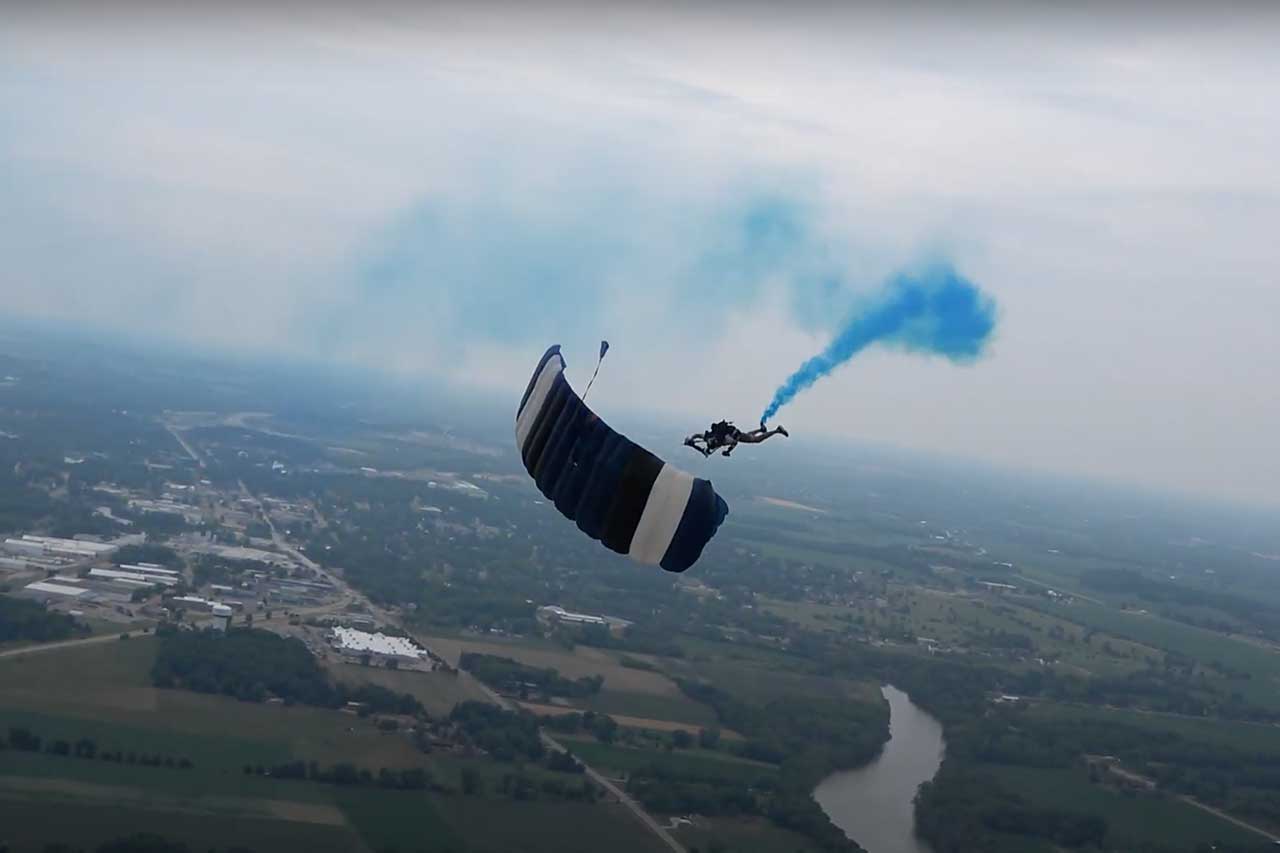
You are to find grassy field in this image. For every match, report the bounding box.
[442,799,667,853]
[0,635,656,853]
[674,815,824,853]
[1042,601,1280,705]
[422,633,681,694]
[984,763,1261,848]
[763,589,1161,679]
[561,739,778,785]
[325,658,490,716]
[0,637,434,770]
[577,689,719,726]
[421,632,724,727]
[0,796,366,853]
[1027,701,1280,753]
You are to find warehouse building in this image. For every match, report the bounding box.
[329,627,426,663]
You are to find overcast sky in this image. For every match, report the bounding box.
[3,2,1278,508]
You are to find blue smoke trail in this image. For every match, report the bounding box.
[761,264,997,423]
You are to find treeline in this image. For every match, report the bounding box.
[916,761,1107,852]
[458,653,603,698]
[151,627,420,714]
[675,679,883,852]
[625,757,778,818]
[243,760,431,790]
[448,701,544,762]
[1080,568,1280,638]
[539,709,621,744]
[962,705,1280,829]
[0,596,86,644]
[30,832,258,853]
[2,726,193,770]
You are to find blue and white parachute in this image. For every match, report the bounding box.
[516,345,729,573]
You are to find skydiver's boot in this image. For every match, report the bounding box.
[776,426,789,438]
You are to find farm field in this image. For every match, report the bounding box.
[762,587,1164,679]
[0,796,366,853]
[674,815,825,853]
[422,633,681,693]
[0,634,651,853]
[984,764,1261,849]
[443,799,667,853]
[1026,701,1280,753]
[1039,601,1280,706]
[421,632,721,726]
[324,657,490,716]
[560,739,778,785]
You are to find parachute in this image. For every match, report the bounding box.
[516,345,729,573]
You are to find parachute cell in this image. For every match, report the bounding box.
[516,345,728,572]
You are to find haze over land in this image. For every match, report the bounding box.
[3,3,1280,506]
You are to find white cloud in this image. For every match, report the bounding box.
[2,3,1278,507]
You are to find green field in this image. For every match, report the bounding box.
[561,739,778,784]
[763,589,1161,679]
[1028,701,1280,753]
[0,636,657,853]
[675,815,825,853]
[325,658,491,716]
[1043,601,1280,705]
[444,799,666,853]
[577,689,719,726]
[0,797,365,853]
[985,764,1262,848]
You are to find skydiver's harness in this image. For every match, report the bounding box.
[685,421,741,457]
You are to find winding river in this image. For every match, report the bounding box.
[813,686,945,853]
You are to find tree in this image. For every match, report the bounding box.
[671,730,694,749]
[460,766,483,796]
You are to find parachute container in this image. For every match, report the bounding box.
[516,345,729,573]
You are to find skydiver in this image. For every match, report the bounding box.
[684,420,789,457]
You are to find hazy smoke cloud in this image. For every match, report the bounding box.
[761,265,997,423]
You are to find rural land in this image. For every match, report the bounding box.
[3,329,1280,853]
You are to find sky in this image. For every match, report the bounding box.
[3,2,1279,508]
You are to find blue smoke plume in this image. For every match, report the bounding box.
[761,264,997,423]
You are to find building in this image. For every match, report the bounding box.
[90,568,177,587]
[210,604,233,632]
[536,605,631,631]
[166,595,216,613]
[329,627,426,664]
[119,563,180,577]
[5,535,119,560]
[537,605,608,627]
[22,580,89,599]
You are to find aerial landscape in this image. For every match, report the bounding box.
[1,328,1278,853]
[3,3,1280,853]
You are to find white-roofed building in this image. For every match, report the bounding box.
[23,580,88,598]
[90,568,176,586]
[329,627,426,663]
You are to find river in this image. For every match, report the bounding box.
[813,685,945,853]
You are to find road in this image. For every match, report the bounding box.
[238,479,684,852]
[0,632,128,660]
[1098,757,1280,843]
[1178,795,1280,843]
[461,661,686,853]
[165,423,205,469]
[541,731,687,853]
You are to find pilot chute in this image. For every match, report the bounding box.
[516,345,728,573]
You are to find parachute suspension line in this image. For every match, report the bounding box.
[581,339,610,402]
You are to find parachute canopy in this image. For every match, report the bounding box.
[516,345,729,573]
